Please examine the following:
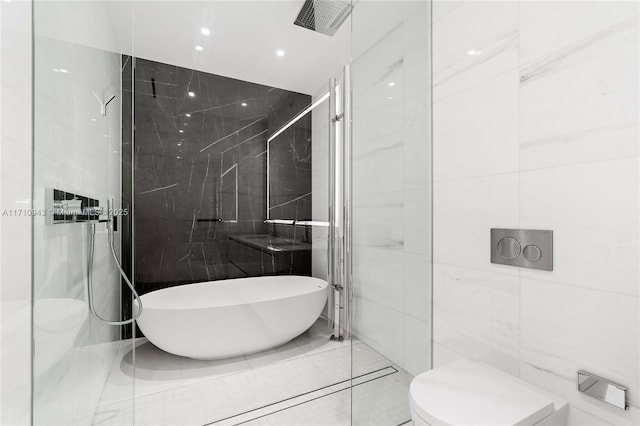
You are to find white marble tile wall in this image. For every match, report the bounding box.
[352,0,431,377]
[0,1,33,424]
[432,1,640,424]
[30,7,134,424]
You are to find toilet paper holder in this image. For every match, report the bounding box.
[577,370,628,411]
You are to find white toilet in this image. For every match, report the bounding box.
[409,359,569,426]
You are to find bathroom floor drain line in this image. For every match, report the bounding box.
[224,366,398,426]
[204,366,398,426]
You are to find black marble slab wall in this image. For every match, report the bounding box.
[268,93,312,223]
[129,58,312,299]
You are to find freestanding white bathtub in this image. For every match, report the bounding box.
[135,275,328,359]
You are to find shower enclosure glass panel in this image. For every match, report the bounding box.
[31,0,437,424]
[350,1,432,424]
[32,1,135,425]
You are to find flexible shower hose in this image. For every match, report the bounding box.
[87,220,143,325]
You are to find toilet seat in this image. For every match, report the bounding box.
[409,359,568,426]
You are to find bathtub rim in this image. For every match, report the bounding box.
[134,275,328,311]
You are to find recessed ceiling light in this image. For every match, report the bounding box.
[185,113,191,117]
[59,69,68,73]
[91,118,97,122]
[388,82,396,87]
[188,92,195,97]
[467,50,482,56]
[184,123,188,125]
[195,45,203,52]
[201,28,211,36]
[387,96,393,100]
[241,102,248,107]
[276,50,285,57]
[179,130,184,133]
[177,156,182,159]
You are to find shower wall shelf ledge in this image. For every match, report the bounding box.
[229,234,312,254]
[264,219,329,227]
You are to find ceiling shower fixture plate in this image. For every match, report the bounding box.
[294,0,352,36]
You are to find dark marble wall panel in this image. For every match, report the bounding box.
[130,58,312,297]
[267,91,313,244]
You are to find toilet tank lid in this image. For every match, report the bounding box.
[409,359,555,426]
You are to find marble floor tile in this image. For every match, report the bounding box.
[93,319,413,426]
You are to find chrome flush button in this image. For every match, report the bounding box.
[497,237,521,260]
[523,245,542,262]
[491,229,553,271]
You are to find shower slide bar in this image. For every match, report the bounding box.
[264,219,329,227]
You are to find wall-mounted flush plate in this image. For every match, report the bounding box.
[578,370,628,411]
[490,229,552,271]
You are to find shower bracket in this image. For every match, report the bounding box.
[91,90,117,116]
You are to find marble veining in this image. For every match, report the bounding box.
[138,183,178,194]
[520,17,638,84]
[520,121,638,152]
[200,115,267,153]
[434,29,518,89]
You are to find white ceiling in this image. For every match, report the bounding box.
[121,1,352,95]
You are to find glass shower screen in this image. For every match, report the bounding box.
[31,1,135,425]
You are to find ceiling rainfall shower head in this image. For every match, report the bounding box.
[294,0,352,36]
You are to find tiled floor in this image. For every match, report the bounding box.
[93,320,413,426]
